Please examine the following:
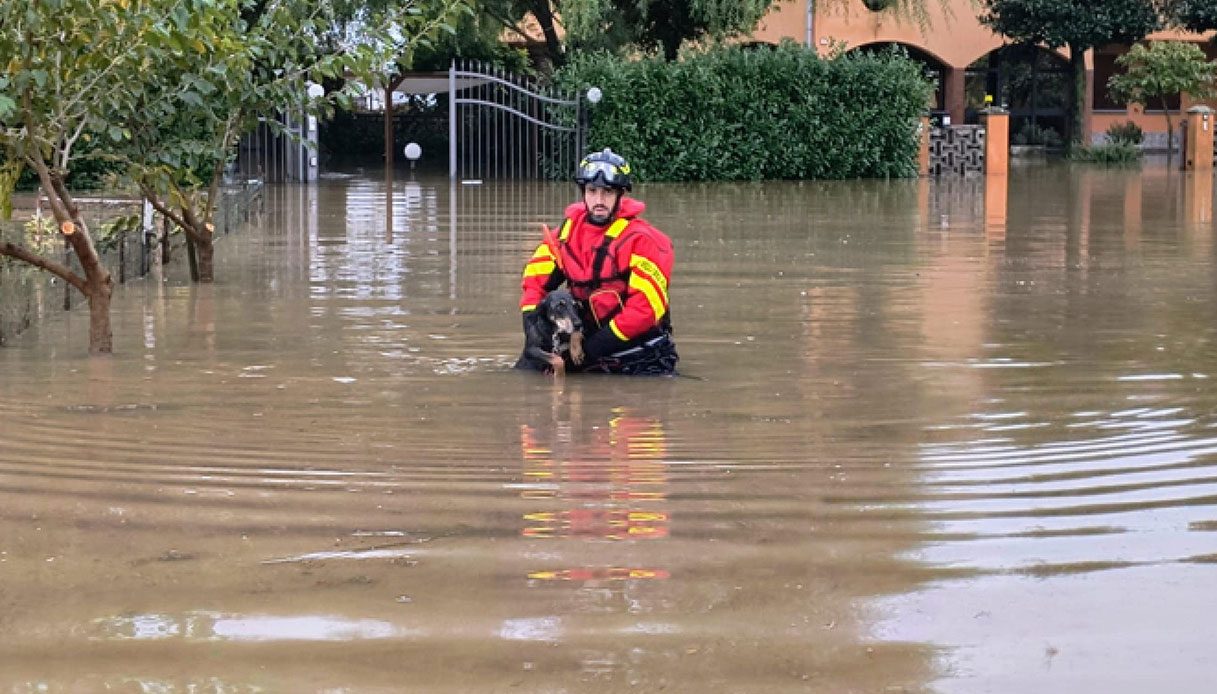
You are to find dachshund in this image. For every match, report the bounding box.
[515,289,585,376]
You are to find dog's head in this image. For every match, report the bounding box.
[541,290,582,336]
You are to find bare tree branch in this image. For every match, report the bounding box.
[139,181,193,238]
[0,241,87,293]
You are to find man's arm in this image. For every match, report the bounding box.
[520,240,565,313]
[583,231,673,360]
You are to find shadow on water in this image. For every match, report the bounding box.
[2,160,1217,692]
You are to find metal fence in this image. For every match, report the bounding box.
[0,180,263,346]
[930,125,986,176]
[238,112,320,183]
[448,60,587,182]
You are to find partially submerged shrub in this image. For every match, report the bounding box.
[1012,122,1063,148]
[1070,142,1142,164]
[1106,120,1144,146]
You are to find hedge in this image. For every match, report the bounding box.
[553,41,933,181]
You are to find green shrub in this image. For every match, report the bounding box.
[1105,120,1144,146]
[1069,143,1142,164]
[1,147,126,192]
[1012,122,1063,148]
[554,41,933,181]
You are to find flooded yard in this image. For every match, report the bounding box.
[2,162,1216,692]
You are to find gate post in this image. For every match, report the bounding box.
[982,107,1009,176]
[449,62,457,180]
[1184,105,1214,172]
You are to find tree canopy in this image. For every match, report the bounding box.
[978,0,1163,147]
[1109,41,1217,150]
[0,0,467,352]
[978,0,1162,56]
[563,0,779,61]
[1163,0,1217,33]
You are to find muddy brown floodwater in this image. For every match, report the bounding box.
[2,162,1217,692]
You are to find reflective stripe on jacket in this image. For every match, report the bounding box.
[520,197,673,342]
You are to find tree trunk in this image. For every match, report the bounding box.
[1068,47,1087,152]
[86,282,113,354]
[661,35,681,62]
[1163,97,1175,155]
[530,1,564,69]
[39,168,114,353]
[186,233,199,281]
[196,231,215,283]
[73,230,114,353]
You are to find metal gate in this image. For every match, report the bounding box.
[448,60,587,181]
[237,111,320,183]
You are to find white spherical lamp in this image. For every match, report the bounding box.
[586,87,603,105]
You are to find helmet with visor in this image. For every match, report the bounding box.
[575,148,632,191]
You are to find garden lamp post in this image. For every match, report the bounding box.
[404,142,422,176]
[578,87,602,158]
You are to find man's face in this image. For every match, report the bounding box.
[583,185,621,224]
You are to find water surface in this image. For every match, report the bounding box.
[2,163,1216,692]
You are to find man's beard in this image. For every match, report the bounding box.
[585,198,617,225]
[586,207,611,225]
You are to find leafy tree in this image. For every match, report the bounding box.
[0,0,168,353]
[482,1,565,69]
[1162,0,1217,33]
[850,0,963,30]
[978,0,1162,149]
[1108,41,1217,151]
[1,0,465,353]
[412,1,534,73]
[563,0,780,61]
[117,0,465,284]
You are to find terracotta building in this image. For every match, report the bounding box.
[749,0,1216,148]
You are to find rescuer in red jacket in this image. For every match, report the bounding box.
[520,148,678,375]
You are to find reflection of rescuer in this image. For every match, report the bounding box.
[520,148,678,375]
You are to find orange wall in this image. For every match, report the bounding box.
[749,0,1216,140]
[753,0,1008,69]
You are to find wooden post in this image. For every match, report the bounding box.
[1184,105,1214,171]
[383,84,395,169]
[982,108,1009,176]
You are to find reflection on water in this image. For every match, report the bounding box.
[2,162,1217,692]
[95,612,411,641]
[521,405,671,580]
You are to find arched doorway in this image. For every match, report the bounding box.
[965,45,1070,147]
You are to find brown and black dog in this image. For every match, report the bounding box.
[516,289,585,375]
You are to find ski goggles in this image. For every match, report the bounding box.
[575,159,629,188]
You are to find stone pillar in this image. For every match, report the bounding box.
[1185,167,1213,230]
[1184,105,1214,171]
[1123,175,1142,249]
[984,167,1007,243]
[944,66,966,126]
[919,114,931,176]
[982,108,1009,176]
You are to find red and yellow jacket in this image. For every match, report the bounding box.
[521,197,673,344]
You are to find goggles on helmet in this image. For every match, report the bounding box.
[575,160,629,188]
